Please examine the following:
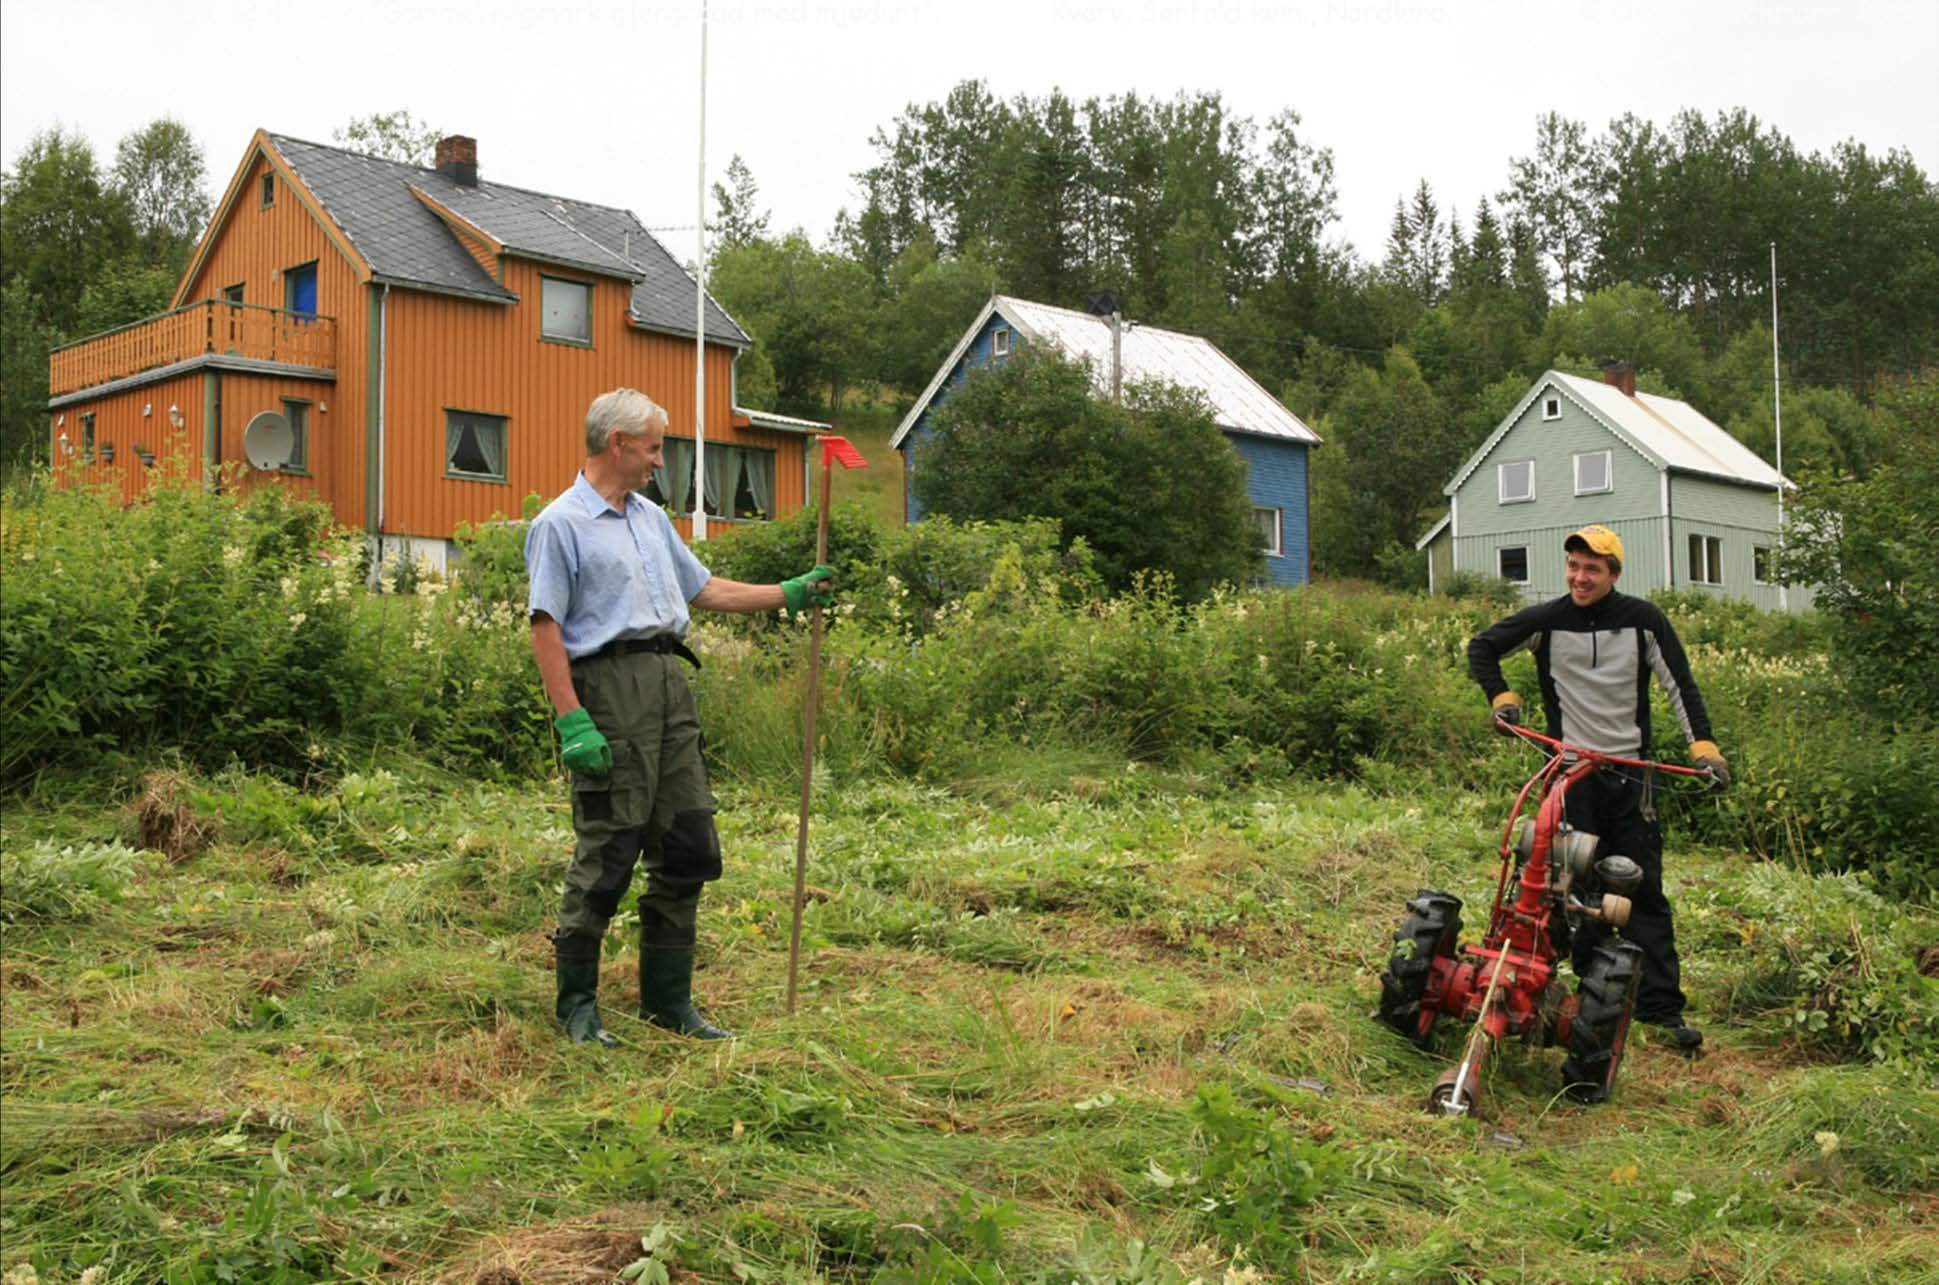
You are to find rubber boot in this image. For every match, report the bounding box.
[552,930,617,1048]
[638,905,733,1040]
[1646,1019,1704,1053]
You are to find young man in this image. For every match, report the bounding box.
[525,388,835,1046]
[1466,524,1729,1051]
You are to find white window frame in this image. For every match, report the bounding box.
[1498,546,1530,582]
[1688,533,1723,586]
[1541,395,1561,421]
[1254,506,1283,558]
[1752,545,1773,585]
[991,326,1010,357]
[540,275,593,345]
[445,409,509,483]
[1498,459,1535,504]
[1573,448,1612,496]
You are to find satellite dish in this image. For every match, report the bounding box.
[242,411,294,470]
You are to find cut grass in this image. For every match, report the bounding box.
[2,763,1935,1281]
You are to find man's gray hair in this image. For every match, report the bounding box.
[585,388,666,456]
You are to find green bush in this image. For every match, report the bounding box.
[1439,569,1525,612]
[0,470,549,790]
[1690,863,1939,1066]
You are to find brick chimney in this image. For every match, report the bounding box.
[1599,359,1636,398]
[435,135,478,187]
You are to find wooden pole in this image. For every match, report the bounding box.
[785,444,832,1013]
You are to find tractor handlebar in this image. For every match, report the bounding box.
[1494,718,1710,779]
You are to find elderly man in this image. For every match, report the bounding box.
[526,388,833,1045]
[1467,524,1729,1053]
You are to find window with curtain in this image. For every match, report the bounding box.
[640,438,776,520]
[446,410,508,482]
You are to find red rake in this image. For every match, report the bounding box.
[786,434,867,1014]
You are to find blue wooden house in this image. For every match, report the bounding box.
[888,295,1322,587]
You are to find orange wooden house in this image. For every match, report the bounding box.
[48,131,821,567]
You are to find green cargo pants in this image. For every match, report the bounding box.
[557,649,721,941]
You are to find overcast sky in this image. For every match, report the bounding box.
[5,0,1936,268]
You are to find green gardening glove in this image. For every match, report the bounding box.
[554,708,611,776]
[780,564,837,615]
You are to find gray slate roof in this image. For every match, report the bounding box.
[267,133,748,346]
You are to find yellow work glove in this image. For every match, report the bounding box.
[1490,691,1523,737]
[1690,740,1730,792]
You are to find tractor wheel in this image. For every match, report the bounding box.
[1376,890,1463,1047]
[1560,940,1644,1103]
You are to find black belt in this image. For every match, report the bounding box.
[574,634,701,669]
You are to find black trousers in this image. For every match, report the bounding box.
[1565,766,1687,1023]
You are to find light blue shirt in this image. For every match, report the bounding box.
[524,474,712,660]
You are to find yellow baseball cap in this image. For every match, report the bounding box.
[1564,524,1624,563]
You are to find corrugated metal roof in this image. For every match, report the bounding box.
[1550,371,1783,487]
[1447,370,1787,496]
[996,297,1321,443]
[736,405,828,434]
[267,133,748,346]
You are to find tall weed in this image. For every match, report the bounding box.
[0,472,548,790]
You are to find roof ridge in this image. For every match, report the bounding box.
[268,130,650,220]
[1002,294,1210,345]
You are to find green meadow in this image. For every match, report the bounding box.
[2,472,1934,1282]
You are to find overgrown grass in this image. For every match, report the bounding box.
[5,464,1937,1277]
[2,762,1934,1280]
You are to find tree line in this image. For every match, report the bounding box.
[4,94,1933,584]
[708,86,1936,580]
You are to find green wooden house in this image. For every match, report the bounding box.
[1419,363,1805,609]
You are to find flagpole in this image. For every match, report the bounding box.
[1770,241,1786,611]
[693,0,710,541]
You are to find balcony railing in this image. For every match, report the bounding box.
[49,299,337,396]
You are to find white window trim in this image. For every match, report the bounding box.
[1689,533,1723,586]
[991,326,1011,357]
[445,409,510,483]
[1573,448,1613,496]
[1498,545,1530,582]
[540,275,594,345]
[1541,395,1561,421]
[1497,459,1535,504]
[1255,506,1283,558]
[1752,545,1773,586]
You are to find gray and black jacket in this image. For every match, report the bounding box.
[1467,590,1714,755]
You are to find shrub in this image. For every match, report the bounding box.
[910,346,1264,600]
[1441,570,1528,612]
[0,468,548,790]
[1690,863,1939,1066]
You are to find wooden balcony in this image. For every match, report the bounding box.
[49,299,337,397]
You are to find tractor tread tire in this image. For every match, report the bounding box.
[1376,890,1463,1047]
[1560,940,1644,1103]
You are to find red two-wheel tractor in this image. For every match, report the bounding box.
[1375,723,1708,1115]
